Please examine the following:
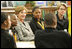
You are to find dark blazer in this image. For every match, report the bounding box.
[35,27,71,48]
[56,13,69,31]
[1,29,17,48]
[29,17,44,34]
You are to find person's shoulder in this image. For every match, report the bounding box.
[29,19,33,24]
[24,21,31,27]
[63,17,68,21]
[35,29,44,33]
[54,30,64,32]
[54,30,66,34]
[35,30,45,37]
[29,20,36,26]
[1,32,13,40]
[55,30,70,37]
[24,21,28,24]
[58,30,68,33]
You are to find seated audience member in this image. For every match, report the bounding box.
[9,14,18,41]
[1,12,17,48]
[14,6,34,41]
[35,13,71,48]
[56,3,69,31]
[29,6,44,34]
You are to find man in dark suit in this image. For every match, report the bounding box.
[1,12,17,48]
[35,13,71,48]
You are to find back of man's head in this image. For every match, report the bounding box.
[1,12,8,24]
[44,12,57,28]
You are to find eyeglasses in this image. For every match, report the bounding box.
[59,8,66,10]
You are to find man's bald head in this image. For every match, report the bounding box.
[9,14,18,26]
[10,14,17,20]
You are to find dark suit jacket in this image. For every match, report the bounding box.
[56,13,69,31]
[1,29,17,48]
[35,27,71,48]
[29,17,44,34]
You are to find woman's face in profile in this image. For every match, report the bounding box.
[18,10,26,20]
[11,15,18,26]
[33,8,41,19]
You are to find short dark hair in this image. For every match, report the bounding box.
[44,12,57,26]
[1,12,8,24]
[32,6,40,13]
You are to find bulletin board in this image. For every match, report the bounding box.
[35,1,46,6]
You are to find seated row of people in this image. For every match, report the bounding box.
[9,3,69,42]
[34,3,71,48]
[1,3,71,48]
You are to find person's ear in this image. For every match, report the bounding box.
[3,20,7,26]
[52,20,57,26]
[33,12,34,15]
[17,14,18,17]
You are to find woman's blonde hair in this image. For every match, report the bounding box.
[57,3,67,10]
[15,6,28,15]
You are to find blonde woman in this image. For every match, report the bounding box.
[15,6,34,41]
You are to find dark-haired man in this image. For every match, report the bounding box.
[1,12,17,48]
